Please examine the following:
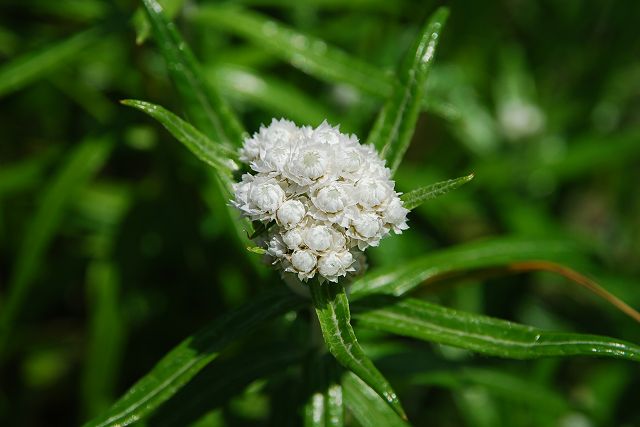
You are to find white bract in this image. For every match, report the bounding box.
[232,119,409,283]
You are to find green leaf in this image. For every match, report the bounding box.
[401,173,474,210]
[81,260,125,419]
[192,6,453,119]
[0,137,112,356]
[141,0,245,146]
[121,99,238,178]
[366,7,449,173]
[209,65,341,127]
[134,0,185,45]
[0,27,102,98]
[349,237,582,299]
[146,344,305,427]
[342,372,409,427]
[353,297,640,361]
[195,5,392,98]
[308,282,406,420]
[83,288,304,427]
[412,368,568,414]
[246,246,267,255]
[303,354,344,427]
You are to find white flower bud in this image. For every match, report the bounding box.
[282,228,303,249]
[353,213,382,238]
[277,199,306,227]
[318,252,342,277]
[304,225,332,252]
[291,250,316,273]
[313,183,350,213]
[355,178,391,207]
[249,182,284,213]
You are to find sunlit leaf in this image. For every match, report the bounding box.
[142,0,245,146]
[209,65,341,127]
[192,5,454,119]
[402,173,474,210]
[121,99,238,179]
[134,0,185,45]
[308,282,406,420]
[0,27,102,97]
[353,297,640,361]
[0,137,112,355]
[366,7,448,173]
[83,288,304,427]
[350,237,581,299]
[342,372,409,427]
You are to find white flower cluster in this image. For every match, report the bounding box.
[232,119,409,283]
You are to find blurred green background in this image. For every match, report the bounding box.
[1,0,639,426]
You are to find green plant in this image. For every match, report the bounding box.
[2,1,640,426]
[79,1,639,426]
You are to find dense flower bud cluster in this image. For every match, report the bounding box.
[232,119,409,283]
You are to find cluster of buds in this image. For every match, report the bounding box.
[232,119,409,283]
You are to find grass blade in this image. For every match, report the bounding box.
[353,297,640,361]
[121,99,239,179]
[401,173,474,210]
[308,282,406,420]
[349,237,581,299]
[83,288,303,427]
[192,6,453,119]
[0,27,102,97]
[142,0,245,146]
[342,372,409,427]
[0,136,112,356]
[366,7,449,173]
[303,354,344,427]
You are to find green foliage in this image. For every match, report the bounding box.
[367,7,448,173]
[353,297,640,361]
[141,0,245,146]
[83,289,303,427]
[0,137,112,354]
[309,282,406,419]
[2,0,640,426]
[121,99,239,179]
[401,173,474,210]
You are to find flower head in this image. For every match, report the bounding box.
[232,119,409,283]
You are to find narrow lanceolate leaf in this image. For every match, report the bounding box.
[83,289,304,427]
[147,344,304,427]
[0,137,112,356]
[304,354,344,427]
[0,27,102,97]
[402,173,474,210]
[349,237,581,299]
[209,65,341,127]
[342,372,409,427]
[195,5,392,98]
[353,297,640,361]
[192,6,454,119]
[308,282,406,420]
[122,99,238,179]
[141,0,245,146]
[366,7,449,173]
[412,368,568,413]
